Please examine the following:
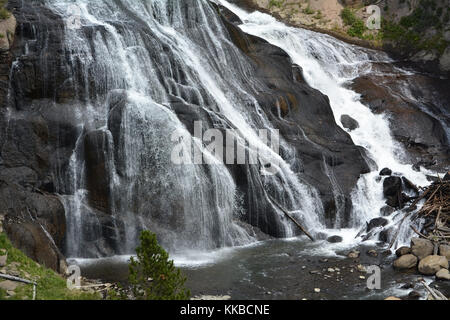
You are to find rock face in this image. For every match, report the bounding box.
[393,254,418,270]
[411,238,434,260]
[418,255,449,275]
[366,217,388,232]
[0,0,372,262]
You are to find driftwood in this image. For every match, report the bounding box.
[0,273,37,300]
[421,280,448,300]
[389,178,450,248]
[267,194,315,241]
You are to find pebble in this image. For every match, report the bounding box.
[314,288,320,293]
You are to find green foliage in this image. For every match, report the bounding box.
[341,8,367,38]
[380,0,450,55]
[128,231,190,300]
[268,0,284,9]
[0,232,99,300]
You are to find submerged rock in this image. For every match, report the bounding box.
[379,168,392,176]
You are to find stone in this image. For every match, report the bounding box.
[367,250,378,257]
[385,296,401,300]
[411,238,434,260]
[383,176,402,197]
[439,245,450,260]
[408,291,421,300]
[379,168,392,176]
[340,114,359,131]
[435,268,450,280]
[366,217,388,232]
[0,280,21,291]
[380,205,395,216]
[393,254,418,270]
[314,288,320,293]
[396,246,412,257]
[418,255,449,275]
[0,254,6,267]
[327,235,343,243]
[347,250,360,258]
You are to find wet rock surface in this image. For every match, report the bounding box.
[0,0,374,263]
[350,70,450,172]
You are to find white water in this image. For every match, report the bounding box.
[42,0,337,258]
[218,0,439,247]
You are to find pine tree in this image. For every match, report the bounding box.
[128,230,190,300]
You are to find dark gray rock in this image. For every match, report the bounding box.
[327,235,343,243]
[383,176,402,197]
[380,205,395,216]
[379,168,392,176]
[340,114,359,131]
[367,217,388,232]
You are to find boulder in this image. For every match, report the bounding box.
[411,238,434,260]
[418,255,449,275]
[439,245,450,260]
[436,268,450,281]
[380,205,395,216]
[366,217,388,232]
[327,235,343,243]
[443,171,450,181]
[340,114,359,131]
[379,168,392,176]
[396,246,412,257]
[383,176,402,197]
[393,254,418,270]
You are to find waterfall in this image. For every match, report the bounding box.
[218,0,442,246]
[41,0,330,258]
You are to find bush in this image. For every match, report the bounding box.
[341,8,367,38]
[128,231,190,300]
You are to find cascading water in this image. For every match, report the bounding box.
[218,0,445,246]
[43,0,329,258]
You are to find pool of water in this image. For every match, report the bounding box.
[72,236,433,300]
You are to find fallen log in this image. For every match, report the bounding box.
[267,194,315,241]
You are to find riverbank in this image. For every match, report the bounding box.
[0,220,99,300]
